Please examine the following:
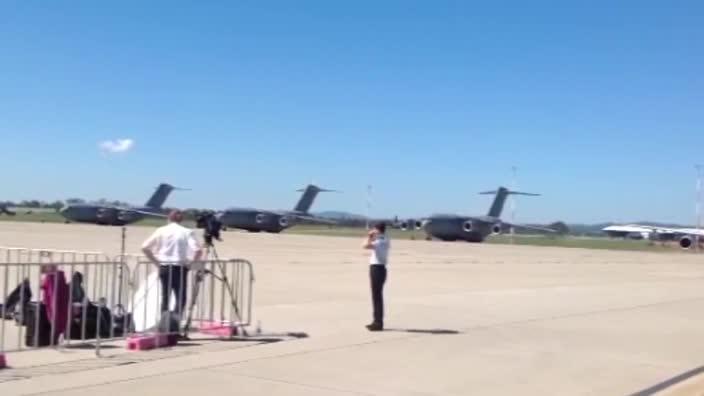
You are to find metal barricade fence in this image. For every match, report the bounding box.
[0,247,127,357]
[185,258,254,332]
[127,258,255,338]
[1,248,255,362]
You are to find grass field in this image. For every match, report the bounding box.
[0,211,685,253]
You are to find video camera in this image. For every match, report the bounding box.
[195,211,222,245]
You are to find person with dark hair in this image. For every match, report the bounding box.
[362,222,390,331]
[142,210,203,319]
[70,272,86,304]
[0,278,32,319]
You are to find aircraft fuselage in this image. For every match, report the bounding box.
[420,215,501,242]
[216,184,333,233]
[60,205,149,226]
[58,183,177,226]
[217,208,294,233]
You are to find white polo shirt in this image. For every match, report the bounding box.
[369,235,390,265]
[142,222,202,265]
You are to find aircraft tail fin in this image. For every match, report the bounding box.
[293,184,337,213]
[145,183,188,209]
[479,187,540,218]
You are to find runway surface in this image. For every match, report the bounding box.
[0,221,703,395]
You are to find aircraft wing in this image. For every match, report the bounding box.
[605,224,704,249]
[128,209,168,218]
[291,214,338,225]
[672,228,704,236]
[106,206,168,218]
[602,225,658,234]
[608,224,703,237]
[503,222,557,233]
[466,216,556,233]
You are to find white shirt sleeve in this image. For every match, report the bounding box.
[187,230,202,252]
[141,229,160,251]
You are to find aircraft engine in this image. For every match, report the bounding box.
[680,235,693,250]
[414,220,423,230]
[255,213,266,224]
[491,223,502,235]
[278,216,289,228]
[117,210,133,222]
[462,220,473,233]
[400,221,410,231]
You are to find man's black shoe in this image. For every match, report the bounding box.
[0,304,14,320]
[366,323,383,331]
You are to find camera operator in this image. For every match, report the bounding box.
[142,210,203,318]
[196,211,223,247]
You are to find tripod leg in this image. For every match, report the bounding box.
[206,244,249,336]
[217,261,249,336]
[183,272,203,338]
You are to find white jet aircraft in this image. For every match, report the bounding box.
[602,224,704,249]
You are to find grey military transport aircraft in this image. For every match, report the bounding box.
[59,183,183,225]
[399,186,555,242]
[215,184,336,233]
[0,204,15,216]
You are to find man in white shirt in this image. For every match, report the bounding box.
[362,222,390,331]
[142,210,203,318]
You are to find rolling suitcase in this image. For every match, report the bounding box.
[23,302,53,347]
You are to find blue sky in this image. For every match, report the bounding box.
[1,1,702,224]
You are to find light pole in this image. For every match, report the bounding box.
[366,184,372,230]
[696,165,703,252]
[510,166,517,244]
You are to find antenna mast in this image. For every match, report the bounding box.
[511,166,517,244]
[366,184,372,230]
[697,165,702,252]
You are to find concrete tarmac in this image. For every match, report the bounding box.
[0,222,704,395]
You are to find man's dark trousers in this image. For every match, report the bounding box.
[159,265,189,316]
[370,265,387,325]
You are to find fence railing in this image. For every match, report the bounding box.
[0,247,255,361]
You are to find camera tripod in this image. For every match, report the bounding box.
[182,239,248,338]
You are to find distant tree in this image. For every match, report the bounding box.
[66,198,85,205]
[548,221,570,235]
[183,209,206,220]
[18,200,41,208]
[48,200,65,212]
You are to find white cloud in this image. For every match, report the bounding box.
[99,138,134,154]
